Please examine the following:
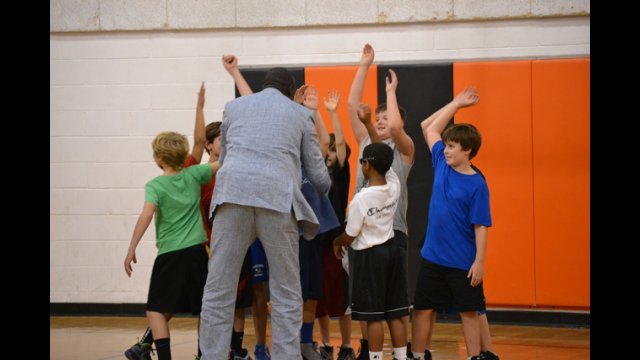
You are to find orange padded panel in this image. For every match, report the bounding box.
[304,66,378,203]
[532,59,590,308]
[454,61,536,307]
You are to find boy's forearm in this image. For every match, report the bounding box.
[128,212,153,252]
[334,232,356,247]
[229,68,253,96]
[474,225,488,264]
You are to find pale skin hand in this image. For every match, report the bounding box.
[360,43,374,67]
[425,86,480,151]
[324,90,347,167]
[221,54,238,72]
[222,54,252,96]
[323,89,339,113]
[357,103,380,143]
[303,86,319,110]
[294,84,309,104]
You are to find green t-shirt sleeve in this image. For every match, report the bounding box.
[145,182,158,205]
[187,164,213,184]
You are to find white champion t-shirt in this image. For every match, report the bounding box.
[345,168,400,250]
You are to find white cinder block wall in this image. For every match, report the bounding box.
[50,0,589,304]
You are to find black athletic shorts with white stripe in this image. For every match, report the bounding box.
[350,237,409,321]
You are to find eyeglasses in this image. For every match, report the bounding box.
[359,157,374,164]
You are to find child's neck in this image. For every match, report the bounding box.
[452,161,474,175]
[163,166,180,176]
[366,173,386,186]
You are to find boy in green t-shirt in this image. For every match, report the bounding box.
[124,131,219,360]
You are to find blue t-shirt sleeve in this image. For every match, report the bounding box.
[431,140,445,168]
[470,182,492,227]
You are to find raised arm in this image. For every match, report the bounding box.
[324,89,347,167]
[222,55,253,96]
[357,103,380,144]
[124,201,155,277]
[425,86,480,151]
[304,86,330,157]
[385,69,414,164]
[191,82,207,163]
[348,43,375,144]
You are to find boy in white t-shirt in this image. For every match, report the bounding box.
[333,142,409,360]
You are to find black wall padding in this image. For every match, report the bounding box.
[237,68,305,97]
[377,64,453,303]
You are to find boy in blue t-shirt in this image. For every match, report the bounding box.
[411,87,492,360]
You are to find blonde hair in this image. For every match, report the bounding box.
[152,131,189,169]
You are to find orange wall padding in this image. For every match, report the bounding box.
[304,66,378,202]
[532,59,590,307]
[453,61,537,307]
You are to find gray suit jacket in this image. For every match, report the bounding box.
[210,87,331,239]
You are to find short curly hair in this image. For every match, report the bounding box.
[362,142,394,175]
[151,131,189,169]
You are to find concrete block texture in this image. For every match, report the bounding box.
[99,0,168,31]
[168,0,236,29]
[50,0,100,32]
[237,0,305,27]
[532,0,589,16]
[454,0,530,19]
[51,0,590,33]
[306,0,379,25]
[379,0,452,23]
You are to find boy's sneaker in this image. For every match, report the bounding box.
[301,342,323,360]
[355,339,368,360]
[254,344,271,360]
[228,348,253,360]
[470,356,482,360]
[480,350,500,360]
[124,340,153,360]
[336,346,356,360]
[406,341,413,359]
[319,344,333,360]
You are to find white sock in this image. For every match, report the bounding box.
[369,351,383,359]
[393,346,407,360]
[341,343,353,349]
[413,352,425,360]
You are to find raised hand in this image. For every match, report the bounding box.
[454,86,480,108]
[197,81,206,109]
[323,89,340,112]
[221,54,238,72]
[293,84,308,104]
[357,103,371,125]
[303,86,319,110]
[360,43,375,67]
[385,69,398,93]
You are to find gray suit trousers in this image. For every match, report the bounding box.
[199,203,303,359]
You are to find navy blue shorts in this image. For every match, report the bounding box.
[299,232,325,301]
[249,239,269,284]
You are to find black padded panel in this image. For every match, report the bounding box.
[236,68,305,98]
[377,64,453,303]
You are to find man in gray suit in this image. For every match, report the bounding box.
[199,67,331,359]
